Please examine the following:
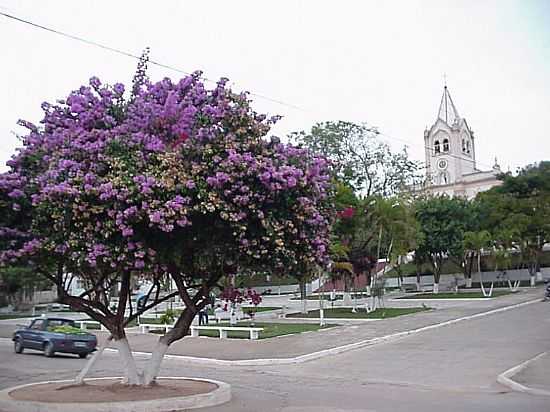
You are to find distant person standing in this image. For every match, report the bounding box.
[199,306,209,325]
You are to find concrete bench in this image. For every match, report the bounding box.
[190,325,264,340]
[139,323,174,334]
[401,284,418,293]
[76,320,107,331]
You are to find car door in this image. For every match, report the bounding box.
[25,319,45,349]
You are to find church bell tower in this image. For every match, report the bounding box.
[424,85,476,187]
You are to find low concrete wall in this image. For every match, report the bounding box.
[387,267,550,288]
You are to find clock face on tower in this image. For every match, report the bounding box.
[437,159,448,170]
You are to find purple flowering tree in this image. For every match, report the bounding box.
[0,63,333,385]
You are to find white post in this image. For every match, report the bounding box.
[75,335,112,384]
[318,268,325,326]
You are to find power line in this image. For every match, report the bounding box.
[0,10,305,111]
[0,10,498,171]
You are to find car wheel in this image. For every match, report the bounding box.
[14,339,24,354]
[43,342,55,357]
[78,352,88,359]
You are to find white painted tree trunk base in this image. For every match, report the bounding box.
[301,298,308,314]
[530,276,536,287]
[143,341,169,385]
[466,278,472,288]
[507,279,520,292]
[342,292,352,306]
[113,337,142,385]
[480,282,494,297]
[433,283,439,294]
[75,335,112,384]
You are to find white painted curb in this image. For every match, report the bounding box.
[0,376,231,412]
[497,352,550,397]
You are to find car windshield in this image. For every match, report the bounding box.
[48,320,75,328]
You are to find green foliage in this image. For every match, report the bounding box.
[0,265,50,308]
[48,325,88,335]
[158,309,176,325]
[290,121,421,196]
[415,196,473,282]
[478,161,550,274]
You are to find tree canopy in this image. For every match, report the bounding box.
[0,61,334,384]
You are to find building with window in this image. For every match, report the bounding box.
[422,85,501,199]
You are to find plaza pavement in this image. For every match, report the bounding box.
[1,287,543,363]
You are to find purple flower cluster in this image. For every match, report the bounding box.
[0,72,334,280]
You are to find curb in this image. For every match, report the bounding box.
[104,298,540,367]
[497,352,550,397]
[0,376,231,412]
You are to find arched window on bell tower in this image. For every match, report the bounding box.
[443,139,449,152]
[462,139,466,152]
[434,140,440,154]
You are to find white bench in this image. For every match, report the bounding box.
[190,325,264,340]
[76,320,107,331]
[139,323,174,334]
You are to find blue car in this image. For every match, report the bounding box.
[12,317,97,358]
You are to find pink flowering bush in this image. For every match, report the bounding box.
[0,62,333,384]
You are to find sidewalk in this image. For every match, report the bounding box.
[95,288,542,361]
[509,352,550,395]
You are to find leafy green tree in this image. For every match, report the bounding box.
[415,196,471,293]
[0,265,48,309]
[290,121,422,196]
[478,161,550,278]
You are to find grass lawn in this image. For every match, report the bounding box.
[287,307,430,319]
[243,306,281,313]
[398,290,513,299]
[149,321,335,339]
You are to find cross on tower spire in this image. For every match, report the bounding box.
[437,83,460,125]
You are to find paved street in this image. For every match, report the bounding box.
[1,294,549,411]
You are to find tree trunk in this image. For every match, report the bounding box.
[433,270,441,294]
[466,277,472,288]
[142,306,196,385]
[113,337,142,385]
[300,280,308,314]
[75,335,112,384]
[143,340,169,385]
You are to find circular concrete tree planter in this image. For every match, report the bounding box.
[0,377,231,412]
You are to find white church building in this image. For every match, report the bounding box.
[421,85,502,199]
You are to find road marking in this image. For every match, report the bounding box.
[497,352,550,397]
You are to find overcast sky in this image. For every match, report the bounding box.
[1,0,549,173]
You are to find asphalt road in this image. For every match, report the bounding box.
[1,301,549,411]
